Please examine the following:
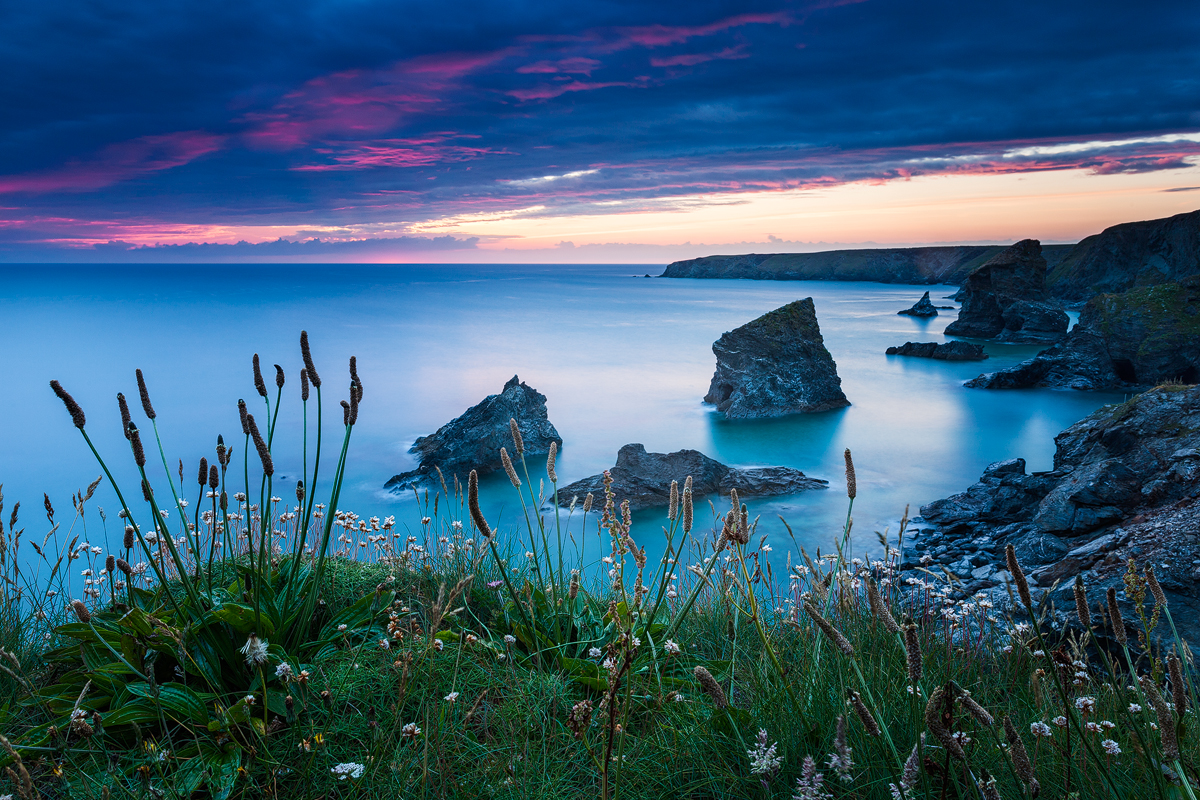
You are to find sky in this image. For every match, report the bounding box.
[2,0,1199,263]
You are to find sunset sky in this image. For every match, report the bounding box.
[3,0,1199,262]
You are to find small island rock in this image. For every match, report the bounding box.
[704,298,849,418]
[385,375,562,491]
[554,444,827,510]
[944,240,1069,343]
[885,341,988,361]
[897,291,938,317]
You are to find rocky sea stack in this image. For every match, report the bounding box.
[885,341,988,361]
[967,277,1200,390]
[704,298,849,418]
[944,239,1069,343]
[385,375,562,491]
[897,291,938,317]
[554,443,827,510]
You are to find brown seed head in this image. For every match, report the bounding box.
[105,554,115,574]
[903,623,923,687]
[128,423,147,467]
[117,392,132,438]
[238,399,250,435]
[844,448,856,499]
[252,354,268,398]
[296,480,305,505]
[274,364,285,390]
[1139,675,1179,761]
[668,480,679,521]
[1073,575,1092,630]
[300,330,322,388]
[682,483,693,533]
[1106,587,1127,646]
[348,381,359,425]
[209,465,219,490]
[924,685,965,761]
[70,599,91,623]
[1145,565,1168,609]
[803,600,854,655]
[340,399,350,426]
[123,526,135,550]
[509,418,524,455]
[583,492,593,513]
[198,457,209,487]
[245,413,274,477]
[694,665,727,708]
[216,434,228,466]
[500,447,521,487]
[300,368,310,401]
[569,569,580,600]
[141,478,153,502]
[349,356,362,402]
[1005,544,1032,609]
[546,441,558,483]
[468,470,492,538]
[220,491,228,512]
[867,577,901,634]
[1168,651,1188,714]
[977,771,1002,800]
[116,558,132,576]
[50,380,87,429]
[135,369,156,420]
[848,690,881,736]
[960,690,995,727]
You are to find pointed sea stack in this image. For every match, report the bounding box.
[944,240,1069,343]
[704,298,849,419]
[897,291,938,317]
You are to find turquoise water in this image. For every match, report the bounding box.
[0,263,1119,570]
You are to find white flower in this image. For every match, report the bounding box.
[444,691,459,703]
[747,729,783,776]
[1100,720,1115,729]
[275,663,294,680]
[1052,716,1068,727]
[239,634,269,667]
[1085,721,1101,733]
[434,639,444,652]
[1030,722,1053,738]
[378,638,390,650]
[504,634,516,645]
[465,634,478,645]
[244,695,256,705]
[588,647,602,658]
[337,624,348,632]
[1101,739,1121,756]
[401,722,421,738]
[330,762,365,780]
[663,640,681,655]
[1075,696,1096,714]
[1128,703,1143,713]
[421,516,431,525]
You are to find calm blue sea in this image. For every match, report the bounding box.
[0,263,1120,573]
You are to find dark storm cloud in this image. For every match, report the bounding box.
[0,0,1197,252]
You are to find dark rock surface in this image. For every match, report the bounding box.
[966,277,1200,390]
[704,298,849,418]
[1048,209,1200,304]
[943,240,1070,343]
[885,341,988,361]
[897,291,939,317]
[385,375,562,491]
[908,385,1200,650]
[554,443,827,510]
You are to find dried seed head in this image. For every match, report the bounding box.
[546,441,558,484]
[348,381,359,425]
[141,478,153,502]
[340,400,350,426]
[1005,544,1032,610]
[50,380,87,429]
[296,480,305,505]
[1168,651,1188,714]
[245,413,274,477]
[1145,565,1168,609]
[867,577,901,634]
[117,392,132,438]
[135,369,156,420]
[216,434,228,466]
[468,470,492,538]
[1074,575,1092,630]
[252,354,268,398]
[803,600,854,655]
[274,364,285,390]
[924,685,965,761]
[209,465,219,490]
[736,504,750,545]
[682,484,693,533]
[903,623,923,687]
[71,600,91,623]
[1139,675,1179,761]
[198,458,209,487]
[238,399,250,435]
[84,476,101,502]
[300,368,310,401]
[116,558,132,576]
[300,330,322,388]
[569,569,580,600]
[848,690,881,736]
[220,491,228,512]
[977,771,1002,800]
[123,526,135,550]
[500,447,521,488]
[668,480,679,521]
[128,423,147,467]
[1106,587,1127,646]
[349,356,362,402]
[509,418,524,455]
[844,448,856,499]
[960,691,995,727]
[583,492,593,513]
[105,554,115,574]
[694,666,727,708]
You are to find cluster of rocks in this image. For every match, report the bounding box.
[703,298,850,419]
[906,385,1200,647]
[885,341,988,361]
[554,444,827,510]
[384,375,562,490]
[944,239,1070,343]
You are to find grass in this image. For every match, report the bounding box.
[0,334,1196,799]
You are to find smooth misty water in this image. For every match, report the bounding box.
[0,263,1121,573]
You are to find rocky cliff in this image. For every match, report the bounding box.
[704,298,849,418]
[385,375,562,490]
[943,240,1069,343]
[554,443,827,510]
[910,385,1200,648]
[966,277,1200,390]
[1048,209,1200,304]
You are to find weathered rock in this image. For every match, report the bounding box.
[554,443,827,510]
[885,341,988,361]
[898,291,938,317]
[944,240,1069,342]
[966,277,1200,390]
[704,298,849,418]
[384,375,562,491]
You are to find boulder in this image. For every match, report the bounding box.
[897,291,938,317]
[385,375,562,491]
[704,298,849,418]
[554,443,827,510]
[944,240,1069,342]
[885,341,988,361]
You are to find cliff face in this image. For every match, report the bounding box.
[704,298,849,419]
[1048,209,1200,303]
[943,240,1069,342]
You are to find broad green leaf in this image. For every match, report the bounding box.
[126,683,211,725]
[209,603,274,637]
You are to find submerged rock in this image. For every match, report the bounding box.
[384,375,562,491]
[897,291,939,317]
[944,240,1069,343]
[967,278,1200,390]
[554,443,827,510]
[704,298,849,418]
[885,341,988,361]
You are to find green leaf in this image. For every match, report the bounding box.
[99,697,162,728]
[126,683,211,725]
[209,602,274,637]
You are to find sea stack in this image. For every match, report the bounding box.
[704,298,849,418]
[384,375,562,490]
[897,291,938,317]
[944,239,1069,343]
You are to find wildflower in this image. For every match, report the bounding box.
[337,624,348,632]
[1052,716,1068,727]
[465,634,478,645]
[421,516,431,525]
[588,647,602,658]
[1084,721,1101,733]
[1102,739,1121,756]
[434,639,444,652]
[401,722,421,739]
[275,663,294,680]
[663,640,681,655]
[378,638,390,650]
[486,580,503,589]
[239,634,269,667]
[827,715,854,782]
[503,634,516,645]
[1030,722,1053,738]
[1075,696,1096,714]
[747,729,783,776]
[444,691,459,703]
[793,756,832,800]
[244,695,256,705]
[951,731,972,747]
[1128,703,1143,713]
[330,762,365,781]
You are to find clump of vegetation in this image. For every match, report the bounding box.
[0,337,1195,799]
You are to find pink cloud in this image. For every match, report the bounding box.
[517,57,602,75]
[0,131,224,194]
[651,46,748,67]
[609,12,792,50]
[508,79,648,101]
[294,135,511,171]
